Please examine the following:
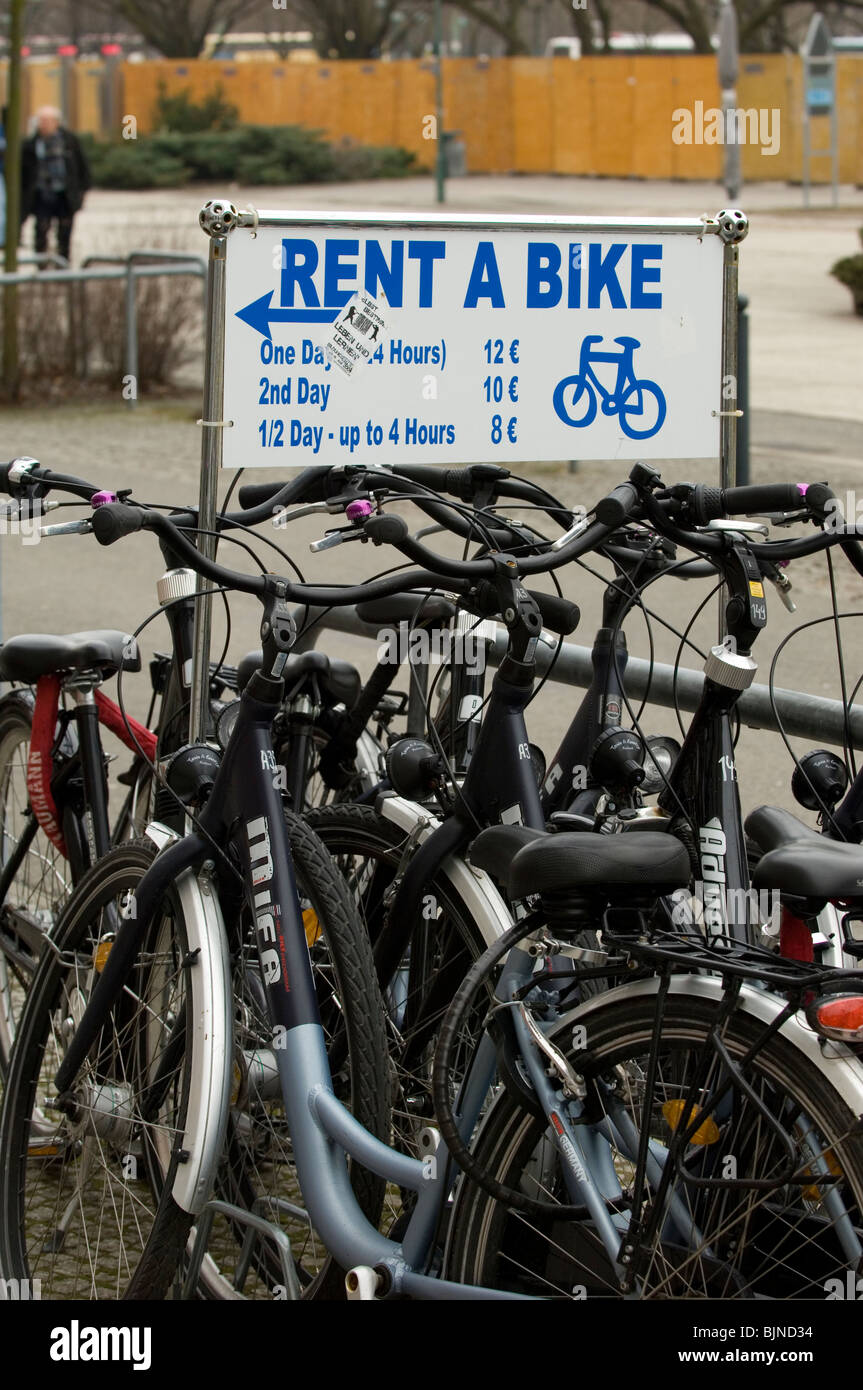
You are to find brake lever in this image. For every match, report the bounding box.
[309,497,375,552]
[41,519,94,537]
[309,526,367,554]
[762,559,796,612]
[273,499,348,529]
[0,497,58,519]
[746,509,808,529]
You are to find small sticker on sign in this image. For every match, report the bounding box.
[326,291,386,376]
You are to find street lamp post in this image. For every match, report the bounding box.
[434,0,445,204]
[2,0,25,402]
[718,0,741,202]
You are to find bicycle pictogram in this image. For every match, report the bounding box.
[552,335,667,441]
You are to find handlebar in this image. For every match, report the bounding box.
[641,478,863,580]
[682,482,806,526]
[0,458,101,504]
[87,473,641,606]
[240,462,574,538]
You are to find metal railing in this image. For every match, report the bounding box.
[294,604,863,752]
[0,250,206,404]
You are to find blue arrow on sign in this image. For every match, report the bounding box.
[235,291,341,340]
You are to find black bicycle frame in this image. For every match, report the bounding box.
[657,678,752,941]
[55,667,318,1094]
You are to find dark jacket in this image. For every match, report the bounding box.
[21,127,91,220]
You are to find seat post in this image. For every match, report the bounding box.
[63,672,112,864]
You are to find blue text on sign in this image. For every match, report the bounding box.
[278,238,664,313]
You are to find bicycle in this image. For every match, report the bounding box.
[6,475,863,1300]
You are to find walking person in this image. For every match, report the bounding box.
[21,107,90,264]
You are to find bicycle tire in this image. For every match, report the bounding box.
[0,840,198,1299]
[444,988,863,1298]
[307,801,495,1233]
[0,690,74,1077]
[188,808,391,1299]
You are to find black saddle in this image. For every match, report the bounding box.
[753,839,863,903]
[470,824,690,901]
[236,649,361,708]
[356,593,457,627]
[0,630,140,682]
[745,805,823,853]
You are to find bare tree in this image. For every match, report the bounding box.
[446,0,530,55]
[87,0,260,58]
[279,0,416,59]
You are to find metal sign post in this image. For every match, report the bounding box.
[802,13,839,208]
[190,199,236,745]
[192,201,747,723]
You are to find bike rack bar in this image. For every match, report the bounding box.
[293,604,863,751]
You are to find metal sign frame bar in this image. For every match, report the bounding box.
[192,200,747,742]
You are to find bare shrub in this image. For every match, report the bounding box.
[0,236,204,399]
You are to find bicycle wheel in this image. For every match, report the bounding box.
[192,809,391,1299]
[307,802,494,1231]
[552,375,597,429]
[617,379,666,440]
[445,989,863,1298]
[0,841,197,1299]
[0,690,74,1076]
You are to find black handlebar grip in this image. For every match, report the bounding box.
[237,466,333,511]
[801,482,837,524]
[721,483,805,516]
[0,462,16,495]
[690,482,805,524]
[364,513,409,545]
[390,463,455,491]
[528,591,580,637]
[595,483,639,528]
[237,481,285,509]
[91,503,145,546]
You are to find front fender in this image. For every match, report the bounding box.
[376,793,514,948]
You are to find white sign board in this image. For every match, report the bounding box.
[221,216,724,469]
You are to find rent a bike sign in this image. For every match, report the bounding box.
[214,210,729,468]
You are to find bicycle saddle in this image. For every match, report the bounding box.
[0,630,140,682]
[470,825,689,900]
[356,594,457,627]
[745,805,823,853]
[753,839,863,903]
[236,649,361,708]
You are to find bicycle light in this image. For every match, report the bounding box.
[163,742,221,807]
[792,750,848,813]
[640,735,681,795]
[589,727,646,793]
[806,992,863,1042]
[386,737,445,800]
[216,700,241,752]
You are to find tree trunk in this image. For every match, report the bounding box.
[2,0,24,402]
